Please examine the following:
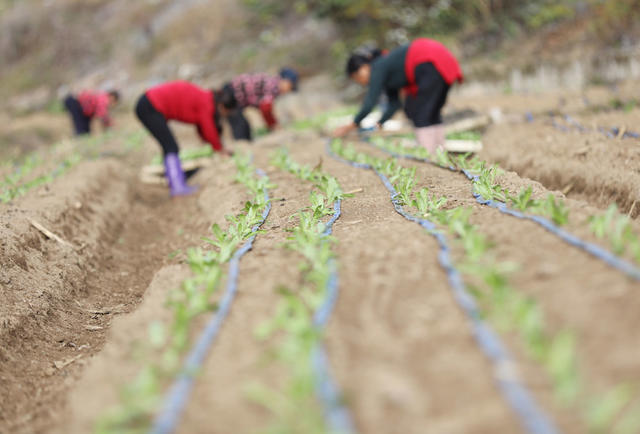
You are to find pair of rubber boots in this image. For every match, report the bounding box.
[164,153,197,197]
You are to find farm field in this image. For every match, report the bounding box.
[2,84,640,434]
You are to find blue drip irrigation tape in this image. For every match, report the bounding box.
[563,114,640,139]
[327,142,558,434]
[461,170,640,280]
[527,112,640,140]
[150,171,272,434]
[368,140,640,281]
[311,200,356,434]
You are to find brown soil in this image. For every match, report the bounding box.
[449,81,640,217]
[352,141,640,433]
[0,131,226,432]
[4,89,640,434]
[62,152,250,433]
[481,116,640,217]
[174,132,522,434]
[0,112,70,161]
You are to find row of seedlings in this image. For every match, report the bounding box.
[97,153,272,434]
[0,128,146,203]
[368,135,640,273]
[329,139,640,434]
[248,147,354,434]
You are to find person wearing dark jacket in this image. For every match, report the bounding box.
[64,89,119,135]
[135,80,235,197]
[222,67,299,141]
[333,38,463,152]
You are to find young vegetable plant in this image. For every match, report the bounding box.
[412,187,447,217]
[509,186,536,211]
[1,129,142,204]
[331,138,639,432]
[446,130,483,141]
[251,149,347,433]
[97,153,272,434]
[291,105,358,132]
[371,135,573,226]
[588,204,640,262]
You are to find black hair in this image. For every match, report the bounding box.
[108,90,120,102]
[345,47,383,76]
[214,84,237,110]
[279,67,299,91]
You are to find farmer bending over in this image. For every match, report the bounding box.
[135,80,235,197]
[333,39,463,152]
[64,89,119,136]
[222,67,299,141]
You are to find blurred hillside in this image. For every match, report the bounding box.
[1,0,639,112]
[245,0,640,87]
[0,0,338,111]
[247,0,640,52]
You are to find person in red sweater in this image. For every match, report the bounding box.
[63,89,119,135]
[135,80,236,197]
[334,38,463,152]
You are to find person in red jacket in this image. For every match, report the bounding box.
[333,39,463,152]
[63,89,119,135]
[222,68,299,141]
[135,80,235,197]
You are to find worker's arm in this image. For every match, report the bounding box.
[378,88,401,125]
[259,100,278,130]
[95,96,113,129]
[198,115,223,152]
[353,65,386,126]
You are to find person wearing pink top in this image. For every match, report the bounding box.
[63,90,119,135]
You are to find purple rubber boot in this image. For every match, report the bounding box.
[164,153,197,197]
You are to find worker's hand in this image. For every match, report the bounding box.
[221,148,234,157]
[332,123,357,138]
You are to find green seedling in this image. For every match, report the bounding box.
[332,138,638,430]
[547,331,580,404]
[509,186,536,211]
[393,168,416,206]
[412,188,447,217]
[98,152,271,433]
[446,130,483,141]
[453,153,483,172]
[612,401,640,434]
[434,148,455,168]
[586,384,634,433]
[368,135,576,228]
[541,194,570,226]
[1,129,144,204]
[253,150,348,433]
[272,148,345,203]
[588,204,640,262]
[309,190,333,219]
[291,105,358,132]
[473,164,509,203]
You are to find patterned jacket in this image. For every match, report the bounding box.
[230,74,280,128]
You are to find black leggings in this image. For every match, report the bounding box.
[227,109,252,141]
[64,95,91,135]
[135,94,179,156]
[404,62,450,128]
